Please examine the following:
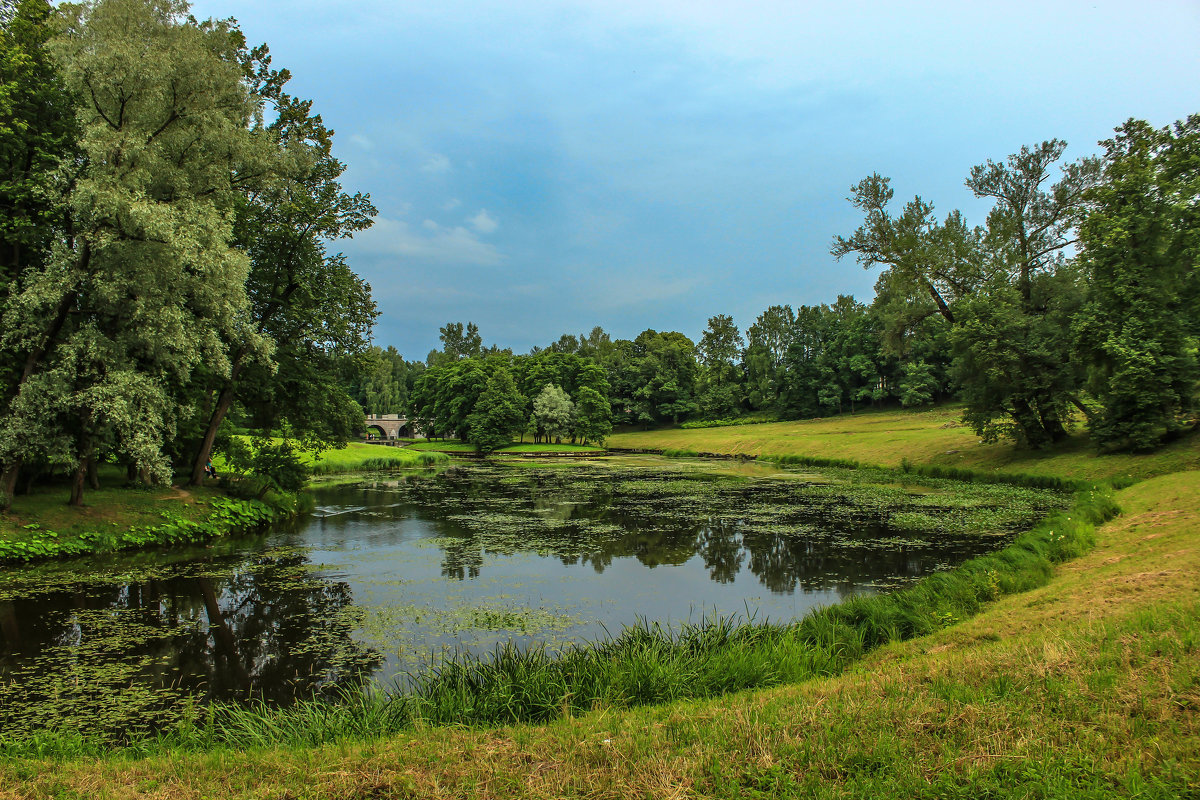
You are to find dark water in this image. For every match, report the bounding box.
[0,456,1065,739]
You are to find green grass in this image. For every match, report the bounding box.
[611,403,1200,483]
[305,442,449,474]
[0,465,240,563]
[406,440,604,454]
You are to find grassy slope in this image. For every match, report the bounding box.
[609,404,1200,483]
[406,440,604,453]
[6,472,1195,798]
[0,466,223,555]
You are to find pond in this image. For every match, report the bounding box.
[0,456,1067,742]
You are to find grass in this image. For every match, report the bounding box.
[305,441,449,474]
[610,403,1200,483]
[0,465,235,562]
[0,443,447,563]
[5,471,1196,798]
[406,440,605,454]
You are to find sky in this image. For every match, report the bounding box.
[188,0,1200,359]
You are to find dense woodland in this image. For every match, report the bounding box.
[1,0,1197,504]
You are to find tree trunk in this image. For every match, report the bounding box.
[69,461,87,506]
[69,429,95,506]
[0,460,20,511]
[188,353,245,487]
[87,456,100,490]
[1011,397,1049,448]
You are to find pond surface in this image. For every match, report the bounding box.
[0,456,1067,741]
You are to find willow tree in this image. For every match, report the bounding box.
[0,0,265,505]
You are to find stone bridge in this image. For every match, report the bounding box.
[364,414,414,440]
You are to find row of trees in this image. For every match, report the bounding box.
[371,117,1196,453]
[0,0,376,506]
[834,120,1198,450]
[407,348,613,452]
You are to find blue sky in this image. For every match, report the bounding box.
[191,0,1200,359]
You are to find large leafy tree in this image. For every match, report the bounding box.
[466,367,525,453]
[951,141,1100,447]
[187,65,376,485]
[834,141,1100,447]
[531,383,574,444]
[1,0,266,505]
[696,313,744,418]
[1074,116,1200,450]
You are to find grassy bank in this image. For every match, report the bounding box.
[0,467,279,563]
[0,443,447,563]
[5,472,1195,798]
[306,441,449,474]
[610,404,1200,483]
[406,440,604,454]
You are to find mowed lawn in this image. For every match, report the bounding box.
[11,471,1198,798]
[609,404,1200,483]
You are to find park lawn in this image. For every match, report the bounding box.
[306,441,447,473]
[214,439,448,475]
[609,403,1200,483]
[0,465,223,557]
[406,440,604,454]
[8,471,1197,799]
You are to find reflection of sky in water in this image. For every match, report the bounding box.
[0,457,1067,735]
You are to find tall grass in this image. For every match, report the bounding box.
[3,483,1117,759]
[306,450,448,475]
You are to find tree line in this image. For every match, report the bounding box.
[0,0,376,507]
[361,118,1198,453]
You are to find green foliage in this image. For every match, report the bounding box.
[530,383,574,444]
[0,496,276,563]
[1075,116,1200,451]
[467,368,526,453]
[680,414,779,429]
[572,385,612,445]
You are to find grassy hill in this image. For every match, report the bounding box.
[609,404,1200,483]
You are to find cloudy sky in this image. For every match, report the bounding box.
[190,0,1199,359]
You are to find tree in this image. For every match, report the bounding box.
[186,60,376,486]
[466,368,525,453]
[951,140,1100,447]
[531,384,574,443]
[1,0,267,504]
[832,175,985,330]
[834,141,1100,447]
[573,386,612,445]
[697,314,744,418]
[1074,116,1200,450]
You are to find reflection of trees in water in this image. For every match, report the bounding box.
[0,550,380,739]
[334,465,991,598]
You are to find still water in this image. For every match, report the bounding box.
[0,456,1065,739]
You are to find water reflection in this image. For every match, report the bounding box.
[0,458,1063,740]
[0,548,380,738]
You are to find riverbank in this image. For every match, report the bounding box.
[609,404,1200,483]
[5,470,1195,797]
[4,414,1197,797]
[0,443,449,563]
[405,440,605,455]
[0,474,277,563]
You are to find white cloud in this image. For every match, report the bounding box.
[352,216,504,266]
[348,133,373,149]
[468,209,499,234]
[421,153,452,173]
[442,198,462,211]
